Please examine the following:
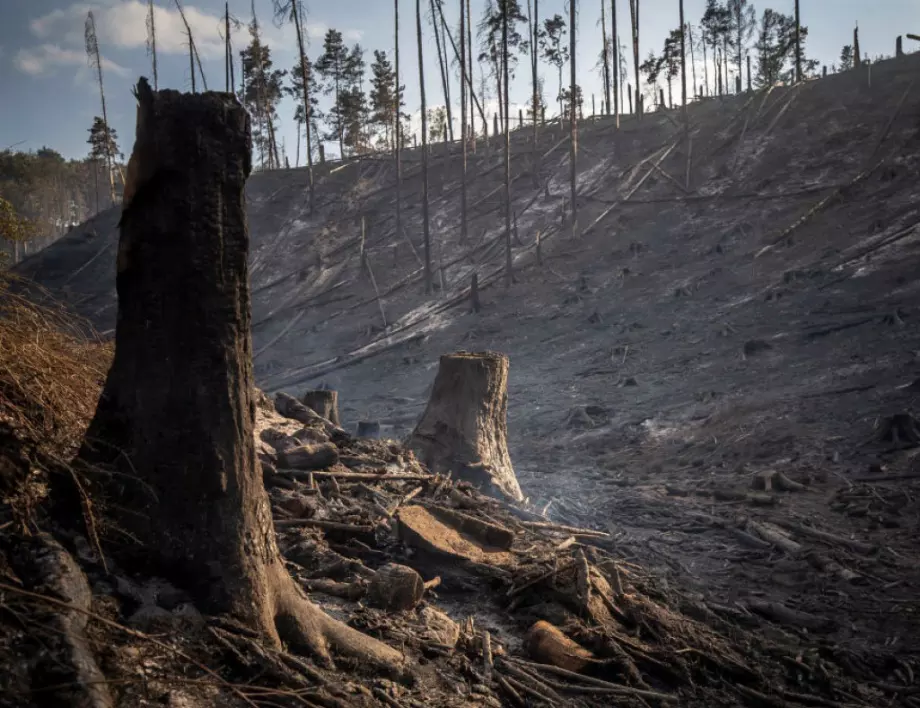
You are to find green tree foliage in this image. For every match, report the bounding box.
[701,0,731,94]
[726,0,756,86]
[479,0,529,127]
[838,44,854,71]
[286,54,320,161]
[754,8,816,86]
[240,32,286,169]
[341,44,370,155]
[87,117,121,166]
[538,14,568,117]
[428,106,448,141]
[315,29,350,156]
[369,49,406,150]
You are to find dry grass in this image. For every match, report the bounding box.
[0,274,111,453]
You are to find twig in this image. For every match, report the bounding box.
[506,657,675,702]
[274,519,375,533]
[482,631,493,683]
[0,582,260,708]
[521,521,609,537]
[508,561,575,597]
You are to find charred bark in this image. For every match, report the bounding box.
[302,389,340,426]
[408,352,523,502]
[78,79,403,672]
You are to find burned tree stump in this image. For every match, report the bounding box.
[301,389,340,426]
[408,352,523,502]
[77,79,402,672]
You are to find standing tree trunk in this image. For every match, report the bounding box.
[290,0,315,213]
[395,0,403,254]
[502,0,513,287]
[854,26,861,69]
[688,22,697,98]
[569,0,578,235]
[417,0,433,293]
[529,0,540,185]
[610,0,619,126]
[224,2,231,92]
[79,79,404,671]
[601,0,611,115]
[148,0,159,90]
[408,352,523,502]
[460,0,469,242]
[431,0,454,142]
[701,30,709,97]
[628,0,640,117]
[794,0,801,82]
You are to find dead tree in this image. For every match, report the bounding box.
[146,0,158,89]
[628,0,640,116]
[601,0,611,115]
[854,25,861,69]
[395,0,403,251]
[84,12,116,204]
[417,0,433,293]
[529,0,540,185]
[78,79,403,670]
[275,0,315,211]
[502,0,513,287]
[794,0,801,82]
[610,0,619,125]
[460,0,469,242]
[569,0,578,234]
[431,0,454,142]
[408,352,523,501]
[302,390,341,426]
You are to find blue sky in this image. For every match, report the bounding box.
[0,0,916,161]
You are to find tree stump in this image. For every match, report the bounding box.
[357,421,381,438]
[301,389,340,426]
[77,79,402,672]
[407,352,523,502]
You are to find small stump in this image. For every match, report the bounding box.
[367,564,425,612]
[408,351,523,502]
[302,389,340,426]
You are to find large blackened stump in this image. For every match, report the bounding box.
[302,389,341,426]
[408,352,523,502]
[78,79,402,670]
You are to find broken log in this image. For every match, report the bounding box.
[301,390,341,427]
[275,391,348,440]
[366,563,425,611]
[408,351,523,502]
[525,621,599,673]
[277,443,339,471]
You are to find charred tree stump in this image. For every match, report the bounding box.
[77,78,403,672]
[357,421,381,438]
[301,389,340,426]
[470,272,481,313]
[408,352,523,501]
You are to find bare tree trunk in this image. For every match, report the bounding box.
[467,0,476,144]
[854,26,861,68]
[460,0,469,242]
[502,0,513,287]
[224,2,230,91]
[291,0,315,212]
[417,0,433,293]
[395,0,403,249]
[794,0,801,82]
[569,0,578,234]
[611,0,619,125]
[688,22,697,99]
[85,12,117,204]
[79,79,404,672]
[148,0,158,90]
[601,0,611,115]
[629,0,640,117]
[702,31,709,96]
[431,0,454,142]
[679,0,687,127]
[529,0,540,185]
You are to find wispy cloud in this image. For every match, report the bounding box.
[15,43,129,77]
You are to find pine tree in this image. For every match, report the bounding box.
[240,38,286,169]
[726,0,756,91]
[701,0,730,95]
[87,117,121,212]
[416,0,432,294]
[342,45,369,155]
[369,50,401,149]
[286,55,320,159]
[539,14,568,118]
[479,0,528,134]
[315,29,350,157]
[839,44,854,71]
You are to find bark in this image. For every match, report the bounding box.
[601,0,611,115]
[290,0,315,212]
[502,0,513,287]
[794,0,801,82]
[417,0,433,293]
[431,0,454,142]
[569,0,578,234]
[302,389,340,426]
[278,443,339,470]
[395,0,402,254]
[629,0,640,117]
[408,352,523,502]
[530,0,541,183]
[460,0,469,242]
[610,0,618,124]
[78,79,403,672]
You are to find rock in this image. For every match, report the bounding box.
[419,606,460,648]
[277,443,339,470]
[524,620,599,673]
[367,563,425,612]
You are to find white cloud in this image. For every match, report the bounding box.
[15,43,129,77]
[23,0,363,68]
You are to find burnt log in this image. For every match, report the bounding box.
[278,442,339,470]
[77,79,402,672]
[408,352,523,501]
[366,563,425,611]
[301,389,340,426]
